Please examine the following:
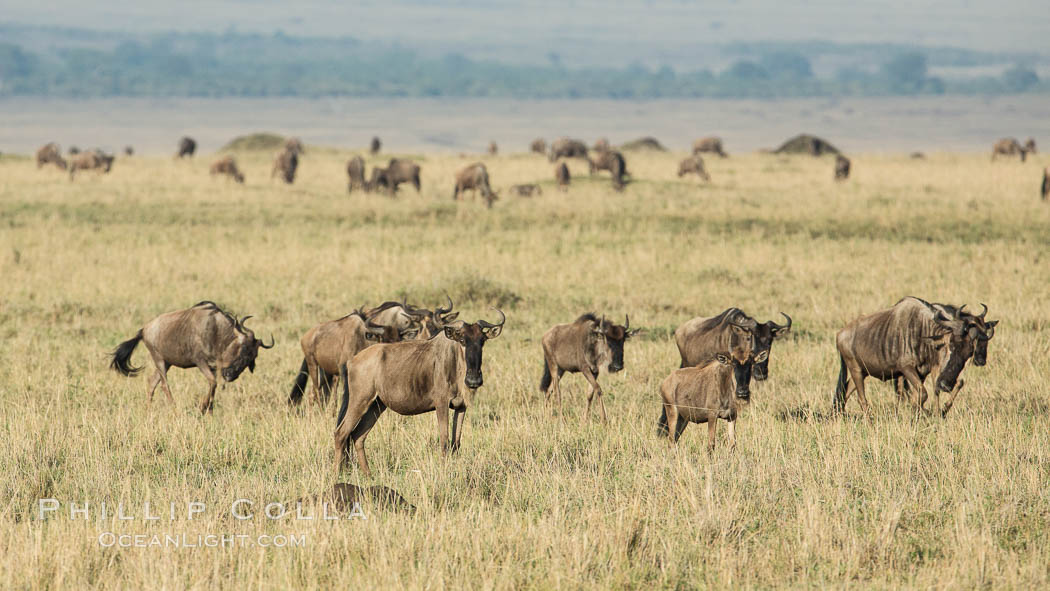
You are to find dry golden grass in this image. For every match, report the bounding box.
[1,145,1049,589]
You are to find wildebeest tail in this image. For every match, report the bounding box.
[539,363,552,393]
[336,363,350,428]
[833,355,849,412]
[288,358,309,405]
[656,407,670,436]
[110,330,143,377]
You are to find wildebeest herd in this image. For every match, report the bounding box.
[106,293,998,478]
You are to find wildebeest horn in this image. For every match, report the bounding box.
[623,314,629,331]
[776,312,792,329]
[238,315,253,331]
[258,334,275,349]
[435,294,454,317]
[478,307,506,329]
[977,303,988,320]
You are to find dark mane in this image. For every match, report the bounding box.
[366,300,406,318]
[897,296,933,309]
[193,300,239,329]
[698,307,749,332]
[575,312,601,325]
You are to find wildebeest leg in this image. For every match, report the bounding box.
[333,394,380,477]
[196,362,217,414]
[663,403,679,444]
[940,379,964,417]
[707,417,718,452]
[581,368,606,423]
[305,357,322,405]
[900,367,928,415]
[146,367,166,404]
[847,365,871,415]
[450,408,466,453]
[145,346,176,405]
[350,399,385,477]
[435,403,451,456]
[726,419,736,449]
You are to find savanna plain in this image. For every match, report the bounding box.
[1,143,1049,589]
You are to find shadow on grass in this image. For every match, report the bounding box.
[775,403,838,423]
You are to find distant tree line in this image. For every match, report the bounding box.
[0,28,1044,99]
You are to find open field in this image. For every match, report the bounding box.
[1,145,1050,588]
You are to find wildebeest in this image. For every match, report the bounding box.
[1042,167,1049,201]
[834,297,986,417]
[124,146,134,156]
[453,162,497,207]
[549,138,589,162]
[36,143,67,170]
[110,301,273,414]
[209,156,245,183]
[333,309,506,476]
[593,138,611,153]
[68,146,81,155]
[692,136,728,158]
[289,307,416,407]
[487,141,498,156]
[285,137,305,155]
[674,308,792,378]
[589,150,629,190]
[835,155,851,180]
[370,158,421,195]
[366,296,458,339]
[540,314,639,422]
[1024,138,1037,154]
[509,183,543,197]
[910,152,926,159]
[271,148,299,184]
[659,328,765,449]
[176,136,197,159]
[346,155,367,193]
[370,136,381,155]
[555,162,571,190]
[293,483,416,514]
[69,150,114,180]
[530,138,547,155]
[677,155,711,181]
[991,138,1030,162]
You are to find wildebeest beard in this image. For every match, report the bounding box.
[222,345,256,382]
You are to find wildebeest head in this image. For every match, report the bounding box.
[717,328,768,401]
[748,312,791,381]
[442,309,505,390]
[930,307,978,393]
[590,314,641,374]
[220,316,274,382]
[961,303,997,367]
[406,295,459,337]
[1024,138,1037,154]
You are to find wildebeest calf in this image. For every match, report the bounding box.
[110,301,273,414]
[540,314,639,422]
[660,328,764,450]
[835,155,851,180]
[210,156,245,183]
[677,155,710,181]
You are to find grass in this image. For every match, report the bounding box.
[1,146,1049,589]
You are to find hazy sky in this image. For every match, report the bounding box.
[3,0,1048,62]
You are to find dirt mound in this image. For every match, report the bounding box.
[221,133,287,152]
[773,134,841,156]
[619,137,667,151]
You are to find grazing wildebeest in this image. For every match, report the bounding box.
[293,483,416,514]
[68,146,81,155]
[910,152,926,159]
[333,310,506,476]
[487,141,498,156]
[509,183,543,197]
[834,297,986,417]
[124,146,134,156]
[593,138,611,153]
[370,158,421,195]
[69,151,114,180]
[589,150,629,190]
[36,143,67,170]
[271,148,299,184]
[660,328,765,449]
[209,156,245,183]
[677,155,711,181]
[674,308,792,377]
[540,314,639,422]
[835,155,851,180]
[370,136,381,155]
[110,301,273,414]
[176,136,197,159]
[555,162,570,190]
[453,162,498,207]
[289,308,416,407]
[1042,167,1049,201]
[530,138,547,155]
[692,137,727,158]
[991,138,1029,162]
[1024,138,1037,154]
[548,138,589,162]
[346,155,367,193]
[285,137,305,155]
